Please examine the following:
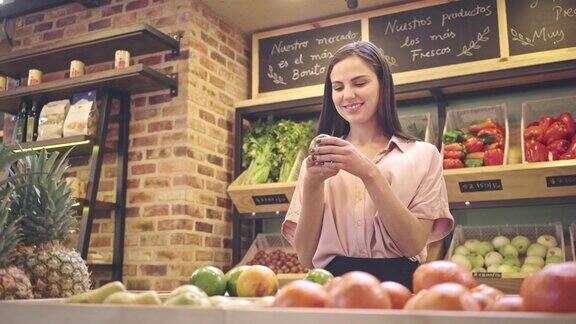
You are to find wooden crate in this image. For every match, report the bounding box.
[445,222,565,294]
[228,149,305,214]
[399,112,435,145]
[442,104,509,165]
[520,96,576,163]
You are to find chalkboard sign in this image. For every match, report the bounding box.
[258,21,361,93]
[369,0,500,73]
[459,179,503,193]
[507,0,576,55]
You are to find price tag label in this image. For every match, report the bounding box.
[474,272,502,279]
[459,179,503,193]
[252,194,289,206]
[546,175,576,188]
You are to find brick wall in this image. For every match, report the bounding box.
[4,0,249,290]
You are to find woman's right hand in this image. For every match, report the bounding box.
[303,155,339,187]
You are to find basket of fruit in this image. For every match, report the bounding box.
[521,96,576,163]
[445,222,565,293]
[239,233,308,286]
[399,112,435,145]
[442,104,508,169]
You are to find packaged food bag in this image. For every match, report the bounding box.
[37,99,70,140]
[63,90,98,137]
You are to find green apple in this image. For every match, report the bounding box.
[464,239,481,253]
[484,251,503,267]
[450,254,472,271]
[546,247,563,259]
[491,236,510,250]
[511,235,531,255]
[499,244,519,258]
[520,263,541,273]
[487,264,500,272]
[537,234,558,249]
[524,256,545,268]
[476,241,494,256]
[454,245,470,256]
[497,264,517,273]
[467,253,484,269]
[526,243,547,258]
[502,256,521,267]
[472,267,486,273]
[546,255,564,265]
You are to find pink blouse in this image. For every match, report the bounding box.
[281,136,454,268]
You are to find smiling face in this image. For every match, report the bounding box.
[330,55,381,128]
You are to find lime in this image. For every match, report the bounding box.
[225,265,250,297]
[303,268,334,285]
[189,266,227,296]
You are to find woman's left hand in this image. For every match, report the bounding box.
[311,136,377,180]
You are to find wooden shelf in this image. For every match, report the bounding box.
[228,161,576,214]
[10,135,116,157]
[0,64,177,114]
[0,24,179,77]
[86,263,113,272]
[11,135,92,157]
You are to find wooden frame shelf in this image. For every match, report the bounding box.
[0,64,177,114]
[11,135,92,156]
[228,161,576,215]
[0,23,179,77]
[86,263,113,272]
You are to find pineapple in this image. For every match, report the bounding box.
[9,149,91,298]
[0,197,34,300]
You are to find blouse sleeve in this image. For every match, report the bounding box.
[408,145,454,243]
[281,159,307,246]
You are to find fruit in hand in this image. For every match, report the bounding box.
[520,262,576,312]
[309,134,330,151]
[189,266,227,296]
[236,265,278,297]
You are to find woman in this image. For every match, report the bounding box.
[281,41,453,290]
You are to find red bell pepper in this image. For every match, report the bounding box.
[468,118,503,135]
[559,152,575,160]
[525,140,549,162]
[567,140,576,155]
[538,116,555,131]
[547,139,569,160]
[443,158,464,169]
[484,148,504,166]
[523,125,544,142]
[542,121,569,145]
[464,137,484,153]
[485,142,503,150]
[558,112,575,137]
[444,150,465,159]
[444,143,466,152]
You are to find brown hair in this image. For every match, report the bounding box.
[317,41,415,141]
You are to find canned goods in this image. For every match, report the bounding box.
[69,60,85,78]
[114,50,131,69]
[0,75,6,92]
[28,69,42,86]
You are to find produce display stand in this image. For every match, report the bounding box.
[2,300,576,324]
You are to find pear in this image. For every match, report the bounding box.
[537,234,558,249]
[454,245,470,256]
[491,236,510,250]
[450,254,472,271]
[511,235,531,255]
[526,243,547,258]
